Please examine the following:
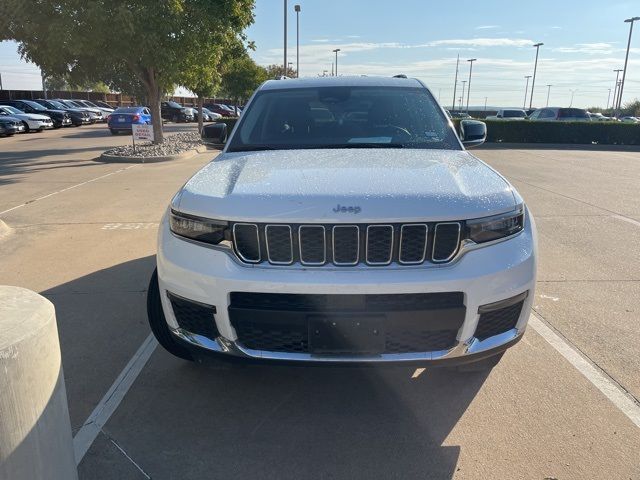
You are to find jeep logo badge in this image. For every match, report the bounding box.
[333,204,361,214]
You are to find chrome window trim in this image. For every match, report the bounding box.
[398,223,428,265]
[432,222,461,263]
[265,224,294,265]
[298,225,326,265]
[332,225,360,266]
[232,223,261,263]
[365,225,394,266]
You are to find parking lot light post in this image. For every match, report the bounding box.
[606,88,612,111]
[529,42,543,109]
[546,84,552,107]
[451,54,460,113]
[569,89,577,108]
[333,48,341,76]
[523,75,532,110]
[294,5,301,77]
[460,80,467,111]
[615,17,640,117]
[466,58,476,113]
[612,69,623,115]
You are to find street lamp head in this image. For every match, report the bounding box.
[533,42,544,47]
[294,4,300,11]
[624,16,640,23]
[333,48,341,53]
[467,58,477,62]
[525,75,532,79]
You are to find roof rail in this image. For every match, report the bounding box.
[393,74,407,78]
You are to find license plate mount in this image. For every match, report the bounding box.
[308,315,385,354]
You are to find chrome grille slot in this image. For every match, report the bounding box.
[332,225,359,265]
[299,226,326,265]
[366,225,393,265]
[399,224,428,264]
[432,222,461,262]
[265,225,293,264]
[233,223,261,263]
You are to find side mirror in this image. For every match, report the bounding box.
[201,122,228,147]
[460,119,486,148]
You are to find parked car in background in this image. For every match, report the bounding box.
[0,105,54,132]
[528,107,591,122]
[204,103,235,117]
[194,107,222,122]
[0,115,25,136]
[450,112,472,119]
[107,106,152,134]
[160,101,194,123]
[486,109,527,120]
[2,99,72,128]
[619,116,640,123]
[73,99,114,115]
[34,99,91,126]
[92,100,115,110]
[54,99,105,122]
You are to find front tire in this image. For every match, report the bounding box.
[147,269,194,361]
[22,121,30,133]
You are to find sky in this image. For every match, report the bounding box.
[1,0,639,109]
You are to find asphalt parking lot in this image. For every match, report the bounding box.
[1,124,639,479]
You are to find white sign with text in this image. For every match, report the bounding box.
[132,123,153,141]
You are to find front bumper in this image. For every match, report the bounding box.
[26,119,54,130]
[157,208,537,365]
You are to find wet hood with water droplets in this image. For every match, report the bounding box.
[174,149,518,223]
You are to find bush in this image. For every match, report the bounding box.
[453,119,640,145]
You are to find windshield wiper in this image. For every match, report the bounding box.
[323,143,406,149]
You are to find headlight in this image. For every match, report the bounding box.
[169,210,228,245]
[466,206,525,243]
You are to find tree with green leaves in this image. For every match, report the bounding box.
[265,64,297,79]
[0,0,254,143]
[221,55,268,114]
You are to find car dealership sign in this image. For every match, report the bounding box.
[132,124,153,141]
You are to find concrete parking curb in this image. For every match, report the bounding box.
[99,145,208,164]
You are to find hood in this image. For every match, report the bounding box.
[22,113,51,121]
[176,149,517,223]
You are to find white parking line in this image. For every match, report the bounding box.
[529,314,640,428]
[612,214,640,228]
[73,333,157,464]
[0,165,138,216]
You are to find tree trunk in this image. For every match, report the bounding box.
[144,70,164,144]
[197,96,204,133]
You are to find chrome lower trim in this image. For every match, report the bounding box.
[172,327,522,363]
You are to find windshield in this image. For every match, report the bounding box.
[227,86,459,152]
[114,107,141,114]
[0,106,23,114]
[503,110,526,118]
[165,101,182,108]
[47,100,68,109]
[22,100,47,111]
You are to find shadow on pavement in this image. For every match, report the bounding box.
[54,257,492,479]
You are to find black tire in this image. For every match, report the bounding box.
[147,269,194,361]
[172,114,179,123]
[110,129,119,135]
[22,121,30,133]
[455,352,504,373]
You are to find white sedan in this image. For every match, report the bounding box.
[0,105,54,132]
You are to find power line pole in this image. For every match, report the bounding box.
[612,68,623,115]
[294,5,301,77]
[530,42,543,109]
[615,16,640,117]
[451,54,459,112]
[523,75,532,110]
[546,84,552,107]
[466,58,477,113]
[283,0,288,71]
[460,80,467,112]
[606,88,612,111]
[333,49,341,76]
[569,89,577,108]
[484,96,488,111]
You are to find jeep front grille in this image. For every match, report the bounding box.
[232,221,462,267]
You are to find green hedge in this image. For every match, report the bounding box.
[453,119,640,145]
[216,117,640,146]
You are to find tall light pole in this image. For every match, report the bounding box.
[606,88,612,111]
[460,80,467,112]
[546,84,552,107]
[332,48,341,76]
[466,58,477,113]
[451,54,460,112]
[523,75,532,110]
[294,5,301,77]
[529,42,543,109]
[569,89,577,108]
[612,68,623,114]
[615,16,640,117]
[484,96,488,111]
[283,0,288,71]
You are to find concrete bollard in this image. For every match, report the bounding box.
[0,286,78,480]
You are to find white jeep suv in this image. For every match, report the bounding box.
[148,76,537,371]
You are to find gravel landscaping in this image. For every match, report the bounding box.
[103,131,203,158]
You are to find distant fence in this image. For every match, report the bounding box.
[0,89,233,108]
